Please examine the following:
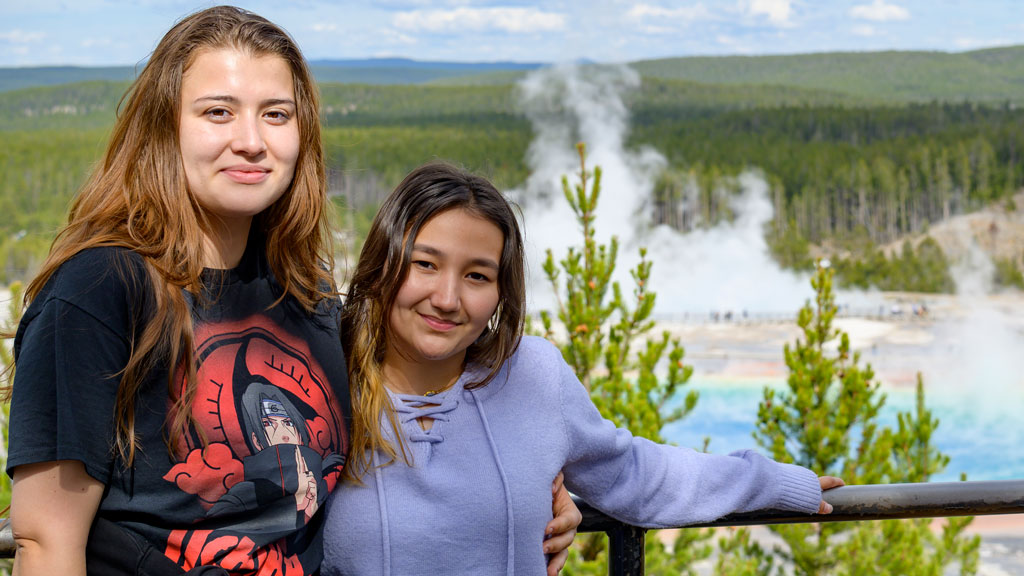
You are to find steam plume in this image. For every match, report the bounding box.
[512,63,813,316]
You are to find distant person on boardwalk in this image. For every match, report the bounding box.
[3,6,578,576]
[323,162,845,575]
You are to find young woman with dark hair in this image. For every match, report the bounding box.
[325,162,844,576]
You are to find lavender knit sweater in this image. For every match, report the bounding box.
[322,336,821,575]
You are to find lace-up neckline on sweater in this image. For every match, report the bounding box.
[388,389,460,443]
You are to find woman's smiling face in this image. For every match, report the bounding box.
[178,47,300,230]
[386,208,504,374]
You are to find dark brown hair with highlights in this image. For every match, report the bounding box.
[341,162,526,480]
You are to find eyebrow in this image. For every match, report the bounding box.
[192,95,296,108]
[413,244,500,271]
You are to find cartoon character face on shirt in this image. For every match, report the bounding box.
[260,399,299,447]
[241,381,310,453]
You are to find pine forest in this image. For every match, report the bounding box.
[3,56,1024,291]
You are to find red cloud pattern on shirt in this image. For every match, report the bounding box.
[163,442,245,507]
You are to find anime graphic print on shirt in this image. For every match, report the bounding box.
[162,315,347,574]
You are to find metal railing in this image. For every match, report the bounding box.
[578,479,1024,576]
[1,479,1022,573]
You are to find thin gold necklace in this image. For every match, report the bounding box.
[424,381,456,397]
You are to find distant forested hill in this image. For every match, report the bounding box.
[2,64,1022,290]
[0,80,126,131]
[0,76,859,133]
[6,46,1024,101]
[310,58,543,85]
[0,58,545,93]
[0,66,137,92]
[631,45,1024,103]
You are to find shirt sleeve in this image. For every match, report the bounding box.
[551,345,821,528]
[7,248,145,484]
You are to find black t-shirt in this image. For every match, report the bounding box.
[8,245,350,575]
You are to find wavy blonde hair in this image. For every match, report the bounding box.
[3,6,334,465]
[341,162,525,481]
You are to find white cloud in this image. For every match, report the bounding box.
[744,0,793,26]
[380,29,419,45]
[311,23,338,32]
[372,0,476,7]
[627,3,712,22]
[850,0,910,22]
[80,37,112,48]
[625,2,713,34]
[638,24,676,35]
[393,7,565,34]
[852,24,877,36]
[0,29,45,43]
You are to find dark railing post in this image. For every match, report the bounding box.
[606,525,646,576]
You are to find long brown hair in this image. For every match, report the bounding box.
[3,6,333,465]
[341,162,525,480]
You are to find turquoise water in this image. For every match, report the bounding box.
[662,377,1024,482]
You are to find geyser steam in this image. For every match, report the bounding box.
[513,63,813,317]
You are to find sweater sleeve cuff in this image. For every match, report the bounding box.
[773,462,822,514]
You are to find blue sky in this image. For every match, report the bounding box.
[3,0,1023,67]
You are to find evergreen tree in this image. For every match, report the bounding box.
[768,218,813,271]
[754,264,979,575]
[992,257,1024,290]
[538,144,713,575]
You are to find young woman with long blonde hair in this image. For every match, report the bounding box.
[5,6,346,574]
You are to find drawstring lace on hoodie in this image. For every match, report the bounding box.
[374,384,517,576]
[468,388,516,576]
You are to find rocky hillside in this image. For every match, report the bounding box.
[884,191,1024,268]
